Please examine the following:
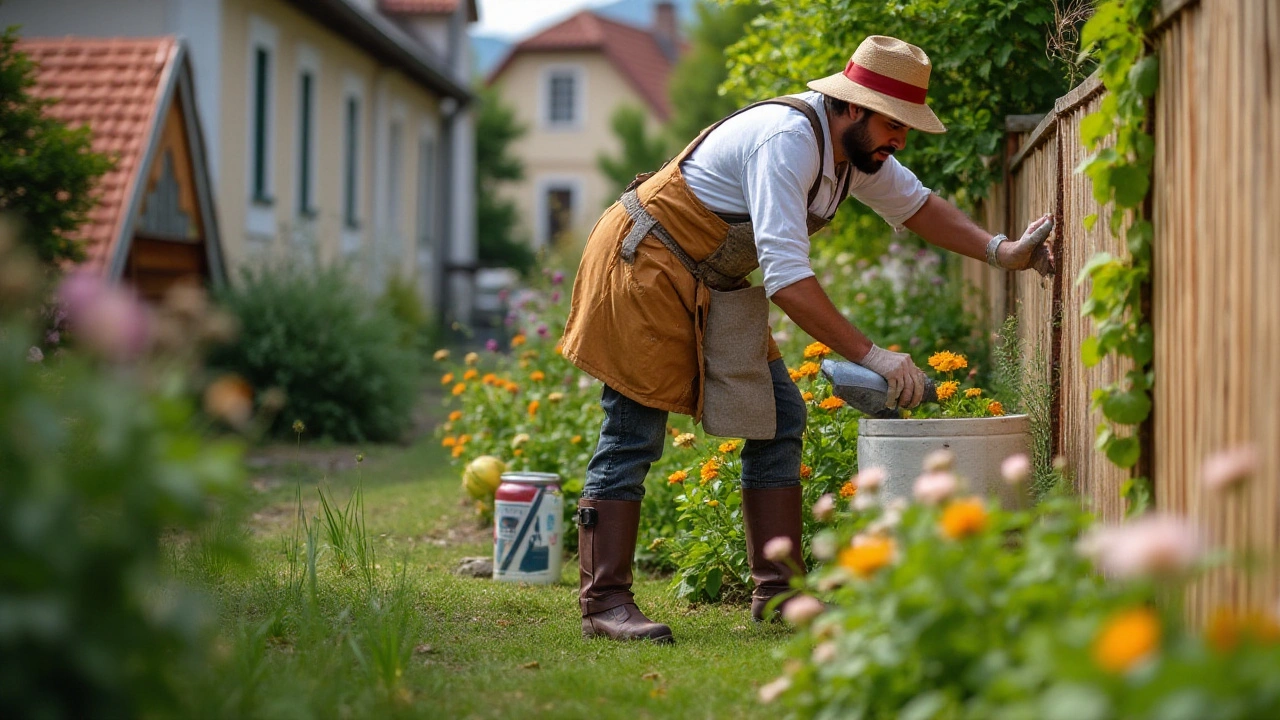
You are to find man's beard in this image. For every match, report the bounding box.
[842,116,896,174]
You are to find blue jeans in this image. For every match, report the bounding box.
[582,359,807,501]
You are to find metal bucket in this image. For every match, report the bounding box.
[493,472,563,584]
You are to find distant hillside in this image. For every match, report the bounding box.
[471,0,698,79]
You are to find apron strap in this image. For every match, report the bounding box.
[620,189,700,276]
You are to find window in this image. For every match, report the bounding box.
[544,67,582,128]
[245,15,278,239]
[251,47,272,203]
[296,69,316,215]
[416,134,436,251]
[544,185,575,247]
[343,96,360,229]
[387,120,403,231]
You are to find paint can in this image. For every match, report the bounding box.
[493,472,563,584]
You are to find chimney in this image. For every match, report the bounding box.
[653,2,678,61]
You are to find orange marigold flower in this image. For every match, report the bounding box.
[571,435,582,444]
[451,445,465,458]
[668,470,688,484]
[936,381,960,401]
[449,410,463,422]
[965,388,983,399]
[554,341,564,355]
[802,391,815,402]
[463,369,478,381]
[527,400,540,417]
[940,498,989,539]
[452,383,466,396]
[800,463,812,479]
[1093,608,1161,673]
[987,400,1005,416]
[718,440,740,454]
[505,382,520,394]
[886,344,901,352]
[511,333,527,347]
[819,396,846,411]
[700,457,721,483]
[928,351,969,374]
[796,361,821,379]
[838,536,896,578]
[1206,608,1280,652]
[530,370,546,382]
[707,499,720,508]
[803,342,832,359]
[441,436,458,447]
[440,373,454,385]
[788,368,803,382]
[458,434,470,445]
[482,373,498,385]
[839,480,856,498]
[513,448,524,457]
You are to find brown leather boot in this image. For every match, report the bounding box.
[742,485,806,622]
[577,498,674,643]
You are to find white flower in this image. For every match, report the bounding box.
[1077,514,1204,579]
[1001,453,1032,485]
[1202,445,1258,493]
[511,433,530,448]
[763,536,793,562]
[26,346,43,363]
[853,492,878,511]
[672,433,696,449]
[758,677,792,704]
[782,595,824,627]
[854,466,886,491]
[913,471,958,505]
[812,493,836,522]
[923,449,955,472]
[811,531,838,561]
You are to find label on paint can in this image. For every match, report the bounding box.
[493,472,563,584]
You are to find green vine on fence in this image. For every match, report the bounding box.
[1075,0,1160,512]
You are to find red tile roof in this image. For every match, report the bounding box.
[488,11,680,120]
[18,38,177,275]
[379,0,478,22]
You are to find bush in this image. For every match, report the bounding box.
[211,264,421,442]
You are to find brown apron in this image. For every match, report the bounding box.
[561,97,852,433]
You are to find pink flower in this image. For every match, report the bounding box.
[763,536,793,562]
[758,677,791,704]
[923,449,955,472]
[58,272,150,362]
[26,346,43,363]
[812,493,836,522]
[812,641,837,664]
[1078,514,1204,579]
[855,466,886,491]
[913,471,958,505]
[485,338,499,352]
[1001,453,1032,485]
[1202,445,1258,493]
[782,595,824,627]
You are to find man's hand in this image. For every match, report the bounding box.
[858,344,928,409]
[997,214,1055,276]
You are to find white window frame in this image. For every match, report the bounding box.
[340,72,366,256]
[416,119,439,301]
[246,15,279,238]
[540,64,585,131]
[384,100,408,243]
[534,174,584,249]
[295,44,321,219]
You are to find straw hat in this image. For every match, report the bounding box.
[808,35,946,134]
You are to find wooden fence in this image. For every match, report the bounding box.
[963,0,1280,616]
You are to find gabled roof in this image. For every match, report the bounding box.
[487,10,680,121]
[379,0,479,23]
[19,37,225,282]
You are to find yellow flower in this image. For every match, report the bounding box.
[803,342,831,359]
[839,480,856,498]
[463,369,478,381]
[548,392,564,403]
[441,436,457,447]
[432,349,450,361]
[802,391,815,402]
[571,435,583,444]
[796,361,821,379]
[527,400,540,417]
[987,400,1005,416]
[449,410,463,422]
[464,352,479,366]
[530,370,546,382]
[800,463,812,479]
[940,498,989,539]
[522,350,539,360]
[927,351,969,374]
[452,383,466,396]
[458,434,470,445]
[936,381,960,401]
[513,448,524,457]
[1093,608,1161,673]
[707,499,720,508]
[554,341,564,355]
[819,396,846,411]
[965,388,983,399]
[451,445,465,458]
[1206,608,1280,652]
[668,470,688,484]
[673,433,697,449]
[441,373,454,385]
[511,333,527,347]
[838,536,896,578]
[718,440,740,454]
[700,457,720,483]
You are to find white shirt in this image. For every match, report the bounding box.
[680,91,932,297]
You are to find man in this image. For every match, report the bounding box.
[561,35,1054,644]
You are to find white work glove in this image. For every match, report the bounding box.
[858,344,928,409]
[990,214,1055,277]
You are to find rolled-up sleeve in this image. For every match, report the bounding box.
[850,156,932,231]
[742,130,821,297]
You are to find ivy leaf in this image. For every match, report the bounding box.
[1129,55,1159,97]
[1111,165,1150,208]
[1105,436,1141,468]
[1102,387,1151,425]
[1079,112,1111,147]
[1076,252,1116,285]
[1081,335,1102,367]
[1083,213,1098,231]
[1130,323,1154,366]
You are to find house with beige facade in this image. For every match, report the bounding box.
[486,2,681,250]
[2,0,479,322]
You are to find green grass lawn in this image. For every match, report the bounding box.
[189,436,792,719]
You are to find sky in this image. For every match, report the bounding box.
[473,0,615,38]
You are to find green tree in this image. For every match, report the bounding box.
[475,86,534,273]
[666,1,762,148]
[597,105,671,201]
[721,0,1076,204]
[0,28,112,266]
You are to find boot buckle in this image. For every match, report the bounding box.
[576,506,598,527]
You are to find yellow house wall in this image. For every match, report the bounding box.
[492,50,661,250]
[219,0,442,296]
